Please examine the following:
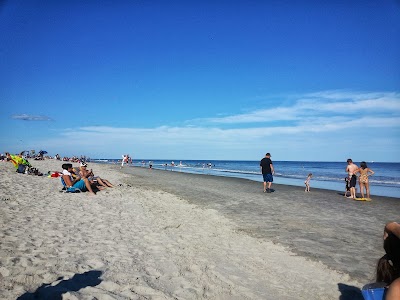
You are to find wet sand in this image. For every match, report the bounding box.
[123,165,399,283]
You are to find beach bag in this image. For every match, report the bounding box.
[17,164,27,173]
[27,167,40,175]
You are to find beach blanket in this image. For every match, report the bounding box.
[9,154,32,170]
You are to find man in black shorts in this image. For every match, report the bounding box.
[260,153,274,193]
[346,158,358,199]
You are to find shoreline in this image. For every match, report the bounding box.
[124,163,400,200]
[1,159,398,299]
[103,161,400,199]
[120,165,399,282]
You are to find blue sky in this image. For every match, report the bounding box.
[1,1,399,161]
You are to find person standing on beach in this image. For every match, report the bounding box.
[346,158,358,199]
[120,155,125,168]
[260,153,274,193]
[354,161,375,200]
[344,177,351,197]
[304,173,312,192]
[121,154,128,168]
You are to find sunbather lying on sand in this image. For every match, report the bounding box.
[62,163,96,195]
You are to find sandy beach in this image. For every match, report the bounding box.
[0,159,398,299]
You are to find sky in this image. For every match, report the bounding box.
[1,0,399,162]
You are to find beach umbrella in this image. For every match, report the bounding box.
[39,150,48,155]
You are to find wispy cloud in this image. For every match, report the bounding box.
[49,114,398,147]
[44,90,400,144]
[200,91,400,124]
[11,114,53,121]
[300,92,400,113]
[204,107,298,123]
[30,90,400,160]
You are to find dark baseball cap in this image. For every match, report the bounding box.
[266,153,271,156]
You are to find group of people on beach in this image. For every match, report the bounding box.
[345,158,375,200]
[259,152,399,297]
[260,153,376,199]
[61,162,114,195]
[120,154,132,168]
[3,150,398,297]
[4,151,113,196]
[259,152,316,193]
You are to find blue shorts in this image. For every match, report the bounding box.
[73,179,87,191]
[263,173,273,182]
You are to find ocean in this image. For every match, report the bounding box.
[93,159,400,198]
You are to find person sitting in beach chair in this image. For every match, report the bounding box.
[76,162,114,188]
[61,163,96,195]
[70,164,105,191]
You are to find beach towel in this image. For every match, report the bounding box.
[60,177,82,193]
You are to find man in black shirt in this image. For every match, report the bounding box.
[260,153,274,193]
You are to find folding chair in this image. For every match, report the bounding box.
[60,177,82,193]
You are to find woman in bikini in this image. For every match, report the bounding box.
[354,161,375,199]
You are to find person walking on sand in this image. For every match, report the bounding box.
[354,161,375,200]
[121,154,128,168]
[260,153,274,193]
[346,158,358,199]
[304,173,312,192]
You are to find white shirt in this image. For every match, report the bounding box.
[62,169,71,176]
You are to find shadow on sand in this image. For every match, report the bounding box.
[17,270,102,300]
[338,283,363,300]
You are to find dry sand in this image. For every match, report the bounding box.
[0,159,398,299]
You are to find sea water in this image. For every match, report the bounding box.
[94,159,400,198]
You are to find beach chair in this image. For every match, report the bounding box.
[361,283,387,300]
[60,177,82,193]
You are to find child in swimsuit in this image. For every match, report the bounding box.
[304,173,312,192]
[344,177,351,197]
